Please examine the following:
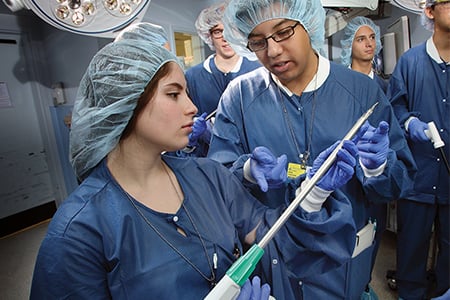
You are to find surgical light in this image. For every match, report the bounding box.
[2,0,151,37]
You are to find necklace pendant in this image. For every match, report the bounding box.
[210,280,217,288]
[299,151,310,169]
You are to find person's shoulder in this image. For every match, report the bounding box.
[397,42,426,64]
[242,57,262,68]
[47,165,116,235]
[231,66,268,85]
[185,62,204,76]
[330,61,373,82]
[178,156,224,170]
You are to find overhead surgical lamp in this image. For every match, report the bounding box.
[2,0,151,37]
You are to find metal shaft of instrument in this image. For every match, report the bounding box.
[258,102,379,249]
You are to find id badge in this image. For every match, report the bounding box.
[287,162,306,178]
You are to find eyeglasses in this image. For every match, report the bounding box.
[247,22,300,52]
[210,29,224,39]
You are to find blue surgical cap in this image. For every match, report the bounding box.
[195,1,228,50]
[70,23,181,179]
[340,16,382,67]
[114,22,168,47]
[222,0,326,57]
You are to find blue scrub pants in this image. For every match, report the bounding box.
[396,199,450,300]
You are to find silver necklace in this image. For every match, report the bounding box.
[123,161,217,288]
[277,75,318,168]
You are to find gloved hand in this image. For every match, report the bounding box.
[308,140,358,191]
[408,118,430,143]
[356,121,390,169]
[250,146,287,192]
[199,118,213,144]
[188,112,207,147]
[236,276,271,300]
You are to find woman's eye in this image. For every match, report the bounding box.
[167,92,180,99]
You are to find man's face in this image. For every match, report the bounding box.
[426,1,450,32]
[351,26,376,64]
[210,23,237,59]
[249,18,316,92]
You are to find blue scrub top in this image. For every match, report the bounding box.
[209,62,415,226]
[388,41,449,204]
[186,55,261,115]
[30,156,356,299]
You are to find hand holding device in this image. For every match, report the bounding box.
[250,147,287,192]
[356,121,390,169]
[188,112,208,147]
[308,140,358,191]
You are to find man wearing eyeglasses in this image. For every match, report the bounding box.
[207,0,416,299]
[181,1,260,157]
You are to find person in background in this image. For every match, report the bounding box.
[182,1,261,156]
[387,0,449,299]
[208,0,416,299]
[29,22,360,300]
[340,16,389,299]
[340,16,388,93]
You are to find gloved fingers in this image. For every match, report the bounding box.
[198,112,208,120]
[253,169,269,192]
[357,151,377,160]
[271,155,288,182]
[352,120,370,144]
[236,279,252,300]
[335,159,356,177]
[376,121,389,135]
[318,140,341,161]
[341,140,358,157]
[412,130,429,142]
[260,284,271,300]
[251,276,261,300]
[357,141,380,153]
[251,147,277,164]
[408,118,429,142]
[336,144,357,168]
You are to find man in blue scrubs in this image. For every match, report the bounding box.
[208,0,416,299]
[341,16,388,93]
[340,16,389,299]
[183,1,261,157]
[387,1,450,299]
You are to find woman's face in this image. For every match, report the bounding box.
[134,62,198,152]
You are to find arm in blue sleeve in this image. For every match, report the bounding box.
[31,236,110,299]
[387,58,421,126]
[356,91,416,203]
[208,86,261,192]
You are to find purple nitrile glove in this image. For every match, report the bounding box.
[356,121,390,169]
[408,118,430,143]
[188,112,207,147]
[250,146,287,192]
[308,140,358,191]
[236,276,271,300]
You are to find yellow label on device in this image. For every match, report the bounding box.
[287,162,305,178]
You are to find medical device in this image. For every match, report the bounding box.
[425,121,449,174]
[204,102,379,300]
